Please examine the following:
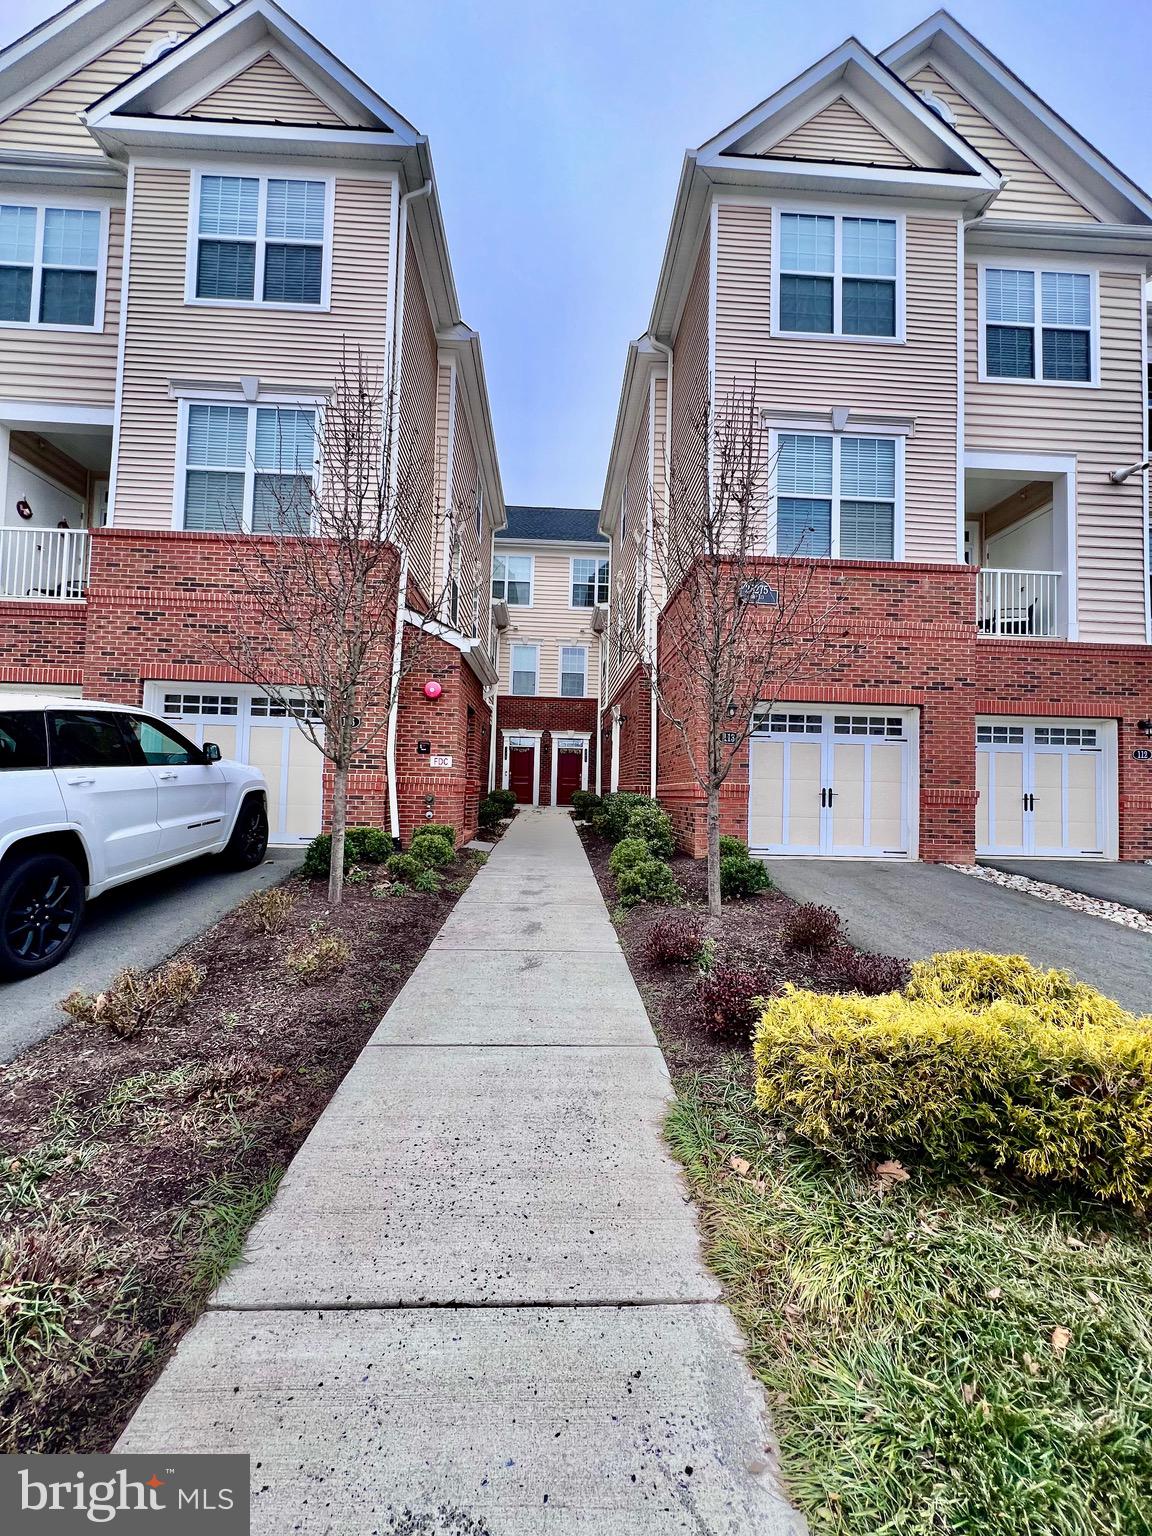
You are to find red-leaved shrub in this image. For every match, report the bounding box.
[643,914,703,967]
[780,903,842,954]
[827,945,907,996]
[694,967,767,1043]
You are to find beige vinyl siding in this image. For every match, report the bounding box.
[114,168,392,527]
[447,370,484,639]
[606,388,649,702]
[668,236,710,580]
[395,231,437,600]
[768,97,912,166]
[714,202,960,562]
[0,206,123,406]
[906,66,1097,223]
[0,5,200,155]
[188,54,349,125]
[496,543,604,698]
[429,361,453,596]
[965,264,1147,642]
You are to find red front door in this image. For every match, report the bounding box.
[554,747,583,806]
[508,745,535,804]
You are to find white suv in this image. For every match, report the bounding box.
[0,694,269,979]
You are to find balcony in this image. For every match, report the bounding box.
[977,568,1061,639]
[0,526,90,602]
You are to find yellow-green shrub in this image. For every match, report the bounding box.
[906,949,1138,1030]
[753,982,1152,1209]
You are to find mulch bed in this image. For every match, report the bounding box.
[0,852,482,1455]
[579,828,906,1075]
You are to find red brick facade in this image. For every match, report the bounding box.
[497,695,597,805]
[611,557,1152,862]
[0,528,491,847]
[601,662,653,798]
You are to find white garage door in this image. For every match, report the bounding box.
[749,708,915,857]
[145,685,325,845]
[976,719,1109,858]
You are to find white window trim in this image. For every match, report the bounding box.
[559,643,589,698]
[492,551,534,607]
[509,641,540,697]
[172,395,323,534]
[184,168,334,312]
[977,259,1100,390]
[0,197,109,334]
[569,554,610,610]
[771,204,906,345]
[768,427,905,560]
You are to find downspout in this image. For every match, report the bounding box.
[385,179,433,843]
[488,636,499,792]
[648,337,673,800]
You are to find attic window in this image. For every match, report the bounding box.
[917,88,955,126]
[143,31,182,65]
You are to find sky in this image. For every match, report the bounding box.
[3,0,1151,510]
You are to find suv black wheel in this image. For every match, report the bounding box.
[221,795,269,870]
[0,852,86,979]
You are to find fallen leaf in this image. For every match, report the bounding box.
[962,1382,977,1405]
[729,1155,752,1177]
[1086,1290,1104,1306]
[986,1286,1003,1300]
[782,1302,803,1320]
[1064,1235,1086,1251]
[1022,1352,1041,1377]
[1051,1326,1072,1355]
[875,1158,910,1184]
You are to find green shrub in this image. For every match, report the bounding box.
[570,790,601,817]
[592,791,654,843]
[753,977,1152,1209]
[301,825,392,878]
[410,867,442,894]
[386,852,423,883]
[720,852,772,900]
[608,836,652,876]
[718,834,750,860]
[487,788,517,817]
[477,797,502,828]
[624,802,676,859]
[417,822,456,846]
[615,857,678,909]
[408,831,454,869]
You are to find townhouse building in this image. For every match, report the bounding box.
[491,504,608,806]
[602,11,1152,864]
[0,0,504,846]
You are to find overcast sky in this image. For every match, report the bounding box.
[4,0,1150,508]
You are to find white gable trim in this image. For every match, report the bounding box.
[158,39,354,124]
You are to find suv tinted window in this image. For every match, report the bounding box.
[124,715,202,766]
[48,710,139,769]
[0,711,48,770]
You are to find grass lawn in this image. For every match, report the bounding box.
[581,824,1152,1534]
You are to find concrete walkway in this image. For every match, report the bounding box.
[118,810,800,1534]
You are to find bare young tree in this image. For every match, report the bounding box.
[208,347,467,905]
[615,370,837,916]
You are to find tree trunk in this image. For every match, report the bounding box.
[705,782,722,919]
[328,761,348,907]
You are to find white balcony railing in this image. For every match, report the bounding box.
[0,526,90,602]
[977,567,1061,639]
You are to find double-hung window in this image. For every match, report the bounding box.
[492,553,533,605]
[777,212,899,338]
[510,643,538,696]
[774,432,898,560]
[0,203,104,328]
[181,402,317,533]
[194,174,328,306]
[983,267,1093,383]
[560,645,587,697]
[571,556,610,607]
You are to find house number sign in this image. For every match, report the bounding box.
[739,580,779,606]
[720,730,740,744]
[1134,748,1152,761]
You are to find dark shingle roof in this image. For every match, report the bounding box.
[497,505,607,546]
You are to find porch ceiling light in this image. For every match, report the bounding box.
[1108,459,1151,484]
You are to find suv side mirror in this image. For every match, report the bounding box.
[202,741,222,763]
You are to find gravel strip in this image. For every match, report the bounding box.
[946,863,1152,937]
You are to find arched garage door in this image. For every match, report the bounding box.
[144,684,325,844]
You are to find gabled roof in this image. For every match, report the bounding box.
[880,10,1152,225]
[498,506,607,546]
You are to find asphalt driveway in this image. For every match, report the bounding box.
[0,849,299,1064]
[768,860,1152,1015]
[981,859,1152,914]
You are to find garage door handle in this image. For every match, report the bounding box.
[66,775,95,786]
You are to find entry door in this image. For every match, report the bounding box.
[508,744,536,804]
[749,709,912,857]
[554,745,584,805]
[977,720,1106,857]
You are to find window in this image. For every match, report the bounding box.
[571,556,610,607]
[163,692,239,717]
[977,723,1024,745]
[250,692,323,721]
[492,553,533,605]
[47,710,136,768]
[125,715,201,766]
[764,713,823,735]
[774,432,898,559]
[1033,725,1098,747]
[984,267,1093,383]
[560,645,587,697]
[777,212,899,338]
[0,202,103,328]
[620,488,627,543]
[635,586,645,633]
[510,643,538,696]
[194,174,327,306]
[181,402,316,533]
[833,715,905,738]
[0,711,48,770]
